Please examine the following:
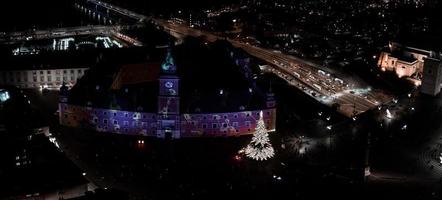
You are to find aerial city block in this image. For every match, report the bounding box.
[1,0,442,199]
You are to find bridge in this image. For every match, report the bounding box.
[75,0,149,25]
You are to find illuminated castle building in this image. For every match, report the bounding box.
[378,41,442,95]
[377,42,431,81]
[59,43,276,139]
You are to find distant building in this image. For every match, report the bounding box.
[0,66,88,90]
[421,57,442,96]
[59,44,276,139]
[377,42,432,81]
[378,42,442,95]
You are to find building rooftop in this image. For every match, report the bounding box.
[390,52,418,63]
[66,39,269,113]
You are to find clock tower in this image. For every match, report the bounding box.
[157,49,181,139]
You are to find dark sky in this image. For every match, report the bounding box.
[0,0,78,31]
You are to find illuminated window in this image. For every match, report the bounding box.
[245,121,251,128]
[233,122,238,127]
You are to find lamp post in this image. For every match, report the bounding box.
[364,132,371,182]
[326,124,333,164]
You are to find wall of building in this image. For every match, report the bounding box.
[180,109,276,137]
[0,67,88,89]
[59,104,158,136]
[421,57,442,96]
[59,102,276,138]
[378,52,420,78]
[395,60,419,78]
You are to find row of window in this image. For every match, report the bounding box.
[7,76,77,83]
[2,69,85,77]
[1,69,86,83]
[93,110,155,119]
[96,125,156,135]
[65,108,272,125]
[94,118,157,128]
[89,117,269,130]
[95,125,258,136]
[65,113,269,130]
[69,106,272,120]
[198,111,271,121]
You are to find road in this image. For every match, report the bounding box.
[155,19,391,117]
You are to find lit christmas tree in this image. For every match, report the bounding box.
[244,111,274,161]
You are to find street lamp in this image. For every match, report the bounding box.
[326,125,333,161]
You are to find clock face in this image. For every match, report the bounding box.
[165,81,173,88]
[168,89,177,95]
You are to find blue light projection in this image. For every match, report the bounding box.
[161,49,176,73]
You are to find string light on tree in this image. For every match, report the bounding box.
[244,111,274,161]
